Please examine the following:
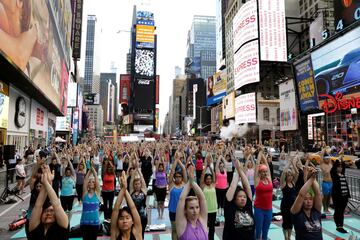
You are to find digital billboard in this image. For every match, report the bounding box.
[232,0,258,53]
[71,0,83,59]
[136,11,155,26]
[234,40,260,90]
[67,82,78,107]
[133,79,155,110]
[294,55,319,112]
[235,93,256,124]
[120,74,131,104]
[311,27,360,101]
[334,0,360,32]
[222,91,235,119]
[259,0,287,62]
[0,93,9,129]
[135,49,155,77]
[84,93,100,105]
[156,75,160,104]
[0,0,72,113]
[185,57,201,78]
[136,25,155,49]
[207,71,227,106]
[279,80,298,131]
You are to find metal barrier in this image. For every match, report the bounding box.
[0,163,36,194]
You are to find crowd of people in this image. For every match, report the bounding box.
[10,137,352,240]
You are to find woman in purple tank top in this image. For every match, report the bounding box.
[176,165,208,240]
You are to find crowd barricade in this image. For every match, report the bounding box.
[0,163,36,194]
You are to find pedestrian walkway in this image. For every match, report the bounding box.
[8,197,360,239]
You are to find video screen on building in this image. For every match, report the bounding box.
[334,0,360,32]
[133,79,155,109]
[135,49,155,77]
[311,27,360,99]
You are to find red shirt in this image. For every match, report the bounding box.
[196,158,203,170]
[102,173,115,191]
[254,178,273,210]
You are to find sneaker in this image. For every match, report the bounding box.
[336,227,348,233]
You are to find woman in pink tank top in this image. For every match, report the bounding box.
[215,156,227,217]
[176,165,208,240]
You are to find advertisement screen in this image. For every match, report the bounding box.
[207,71,227,106]
[311,27,360,101]
[0,0,72,113]
[259,0,287,62]
[279,80,298,131]
[67,82,78,107]
[234,40,260,90]
[0,93,9,129]
[56,108,72,131]
[156,75,160,104]
[294,55,319,112]
[135,49,155,77]
[8,87,30,133]
[155,108,159,131]
[334,0,360,32]
[235,93,256,124]
[133,79,155,109]
[232,0,258,53]
[136,25,155,49]
[84,93,100,105]
[185,57,201,78]
[120,74,131,104]
[222,91,235,119]
[136,11,154,26]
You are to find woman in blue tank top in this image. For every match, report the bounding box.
[80,166,101,240]
[168,154,187,240]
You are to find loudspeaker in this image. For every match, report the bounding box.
[3,145,15,160]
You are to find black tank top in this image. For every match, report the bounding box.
[116,229,137,240]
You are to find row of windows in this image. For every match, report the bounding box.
[263,108,280,123]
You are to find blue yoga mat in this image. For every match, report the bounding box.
[150,208,171,227]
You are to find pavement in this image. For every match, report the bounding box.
[1,184,360,240]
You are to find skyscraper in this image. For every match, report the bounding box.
[100,73,117,124]
[83,15,99,93]
[186,15,217,80]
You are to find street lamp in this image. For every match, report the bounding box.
[196,106,209,136]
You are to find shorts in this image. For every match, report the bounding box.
[155,187,167,202]
[16,176,25,180]
[322,181,333,195]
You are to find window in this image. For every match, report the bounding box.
[277,108,280,123]
[122,87,128,99]
[263,108,270,121]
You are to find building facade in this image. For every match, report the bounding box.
[169,78,186,134]
[87,105,104,137]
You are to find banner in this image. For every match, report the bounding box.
[67,82,78,107]
[207,71,227,105]
[120,74,131,104]
[234,40,260,90]
[294,55,319,112]
[279,80,298,131]
[71,0,83,59]
[235,93,256,124]
[222,91,235,119]
[185,57,201,78]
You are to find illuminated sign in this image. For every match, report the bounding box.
[136,25,155,48]
[259,0,287,61]
[234,40,260,90]
[235,93,256,124]
[320,92,360,113]
[334,0,360,32]
[233,0,258,52]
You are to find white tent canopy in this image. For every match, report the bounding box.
[55,137,67,143]
[120,136,139,142]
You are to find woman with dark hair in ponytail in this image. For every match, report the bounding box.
[223,159,254,240]
[111,172,142,240]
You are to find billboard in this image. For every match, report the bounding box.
[0,0,72,113]
[234,40,260,90]
[136,25,155,49]
[8,86,30,133]
[120,74,131,104]
[185,57,201,78]
[135,49,155,77]
[279,80,298,131]
[294,55,319,112]
[67,82,78,107]
[56,108,72,131]
[222,91,235,119]
[0,93,9,129]
[136,11,155,26]
[311,27,360,102]
[71,0,84,59]
[259,0,287,62]
[155,108,159,131]
[235,93,256,124]
[30,100,48,132]
[207,71,227,105]
[232,0,258,53]
[156,75,160,104]
[133,79,155,109]
[334,0,360,32]
[84,93,100,105]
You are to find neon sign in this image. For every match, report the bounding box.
[320,92,360,113]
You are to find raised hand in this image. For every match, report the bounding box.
[187,164,195,181]
[120,171,127,190]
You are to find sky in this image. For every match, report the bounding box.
[78,0,216,131]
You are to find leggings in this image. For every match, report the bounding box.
[333,196,349,227]
[76,184,83,202]
[216,188,227,209]
[254,207,272,240]
[102,191,114,220]
[80,225,100,240]
[60,195,74,211]
[208,212,217,240]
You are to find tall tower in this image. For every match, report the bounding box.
[84,15,97,93]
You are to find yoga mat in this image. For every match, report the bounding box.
[159,233,172,240]
[322,220,351,240]
[150,208,171,227]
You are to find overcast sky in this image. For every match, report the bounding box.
[78,0,216,130]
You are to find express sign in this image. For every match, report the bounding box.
[320,92,360,113]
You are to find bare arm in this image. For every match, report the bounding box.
[312,177,322,212]
[29,184,47,231]
[124,190,142,236]
[111,189,125,239]
[235,160,252,201]
[175,181,191,237]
